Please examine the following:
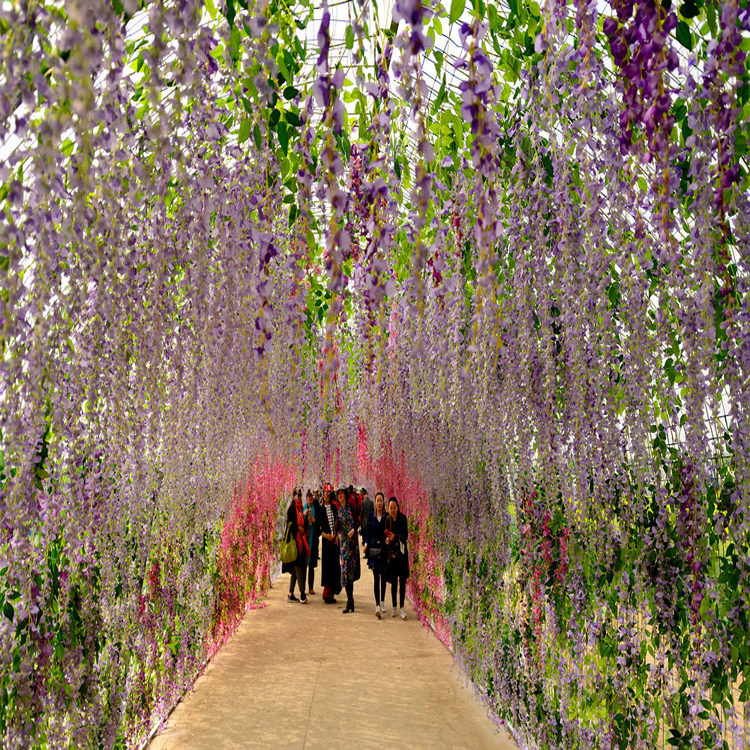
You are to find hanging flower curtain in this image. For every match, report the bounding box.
[0,0,748,746]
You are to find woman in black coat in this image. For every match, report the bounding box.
[303,489,322,594]
[364,491,388,618]
[384,496,409,619]
[282,489,309,603]
[318,488,341,604]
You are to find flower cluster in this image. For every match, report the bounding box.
[603,0,679,157]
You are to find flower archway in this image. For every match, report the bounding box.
[1,0,749,746]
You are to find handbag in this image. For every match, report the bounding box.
[279,522,298,564]
[384,548,399,582]
[368,546,383,560]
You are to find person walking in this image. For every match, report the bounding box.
[318,488,341,604]
[359,488,374,553]
[384,496,409,619]
[304,489,321,595]
[283,489,309,604]
[338,486,361,613]
[364,491,387,618]
[348,486,361,529]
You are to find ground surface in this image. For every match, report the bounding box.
[151,557,518,750]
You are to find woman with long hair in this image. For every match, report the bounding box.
[304,489,321,595]
[283,489,309,603]
[364,491,387,618]
[384,496,409,619]
[338,486,361,613]
[318,488,341,604]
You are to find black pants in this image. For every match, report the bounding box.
[373,568,386,605]
[308,562,315,591]
[391,575,406,608]
[289,565,305,598]
[345,582,354,608]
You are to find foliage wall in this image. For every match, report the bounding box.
[2,0,749,747]
[1,444,292,748]
[364,428,748,748]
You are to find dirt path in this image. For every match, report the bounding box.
[151,561,517,749]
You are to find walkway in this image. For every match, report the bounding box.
[151,563,517,749]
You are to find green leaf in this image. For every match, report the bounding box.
[432,76,447,113]
[706,0,717,34]
[238,117,252,145]
[225,0,236,26]
[276,52,291,84]
[283,86,299,100]
[487,5,499,31]
[345,24,355,50]
[675,20,693,49]
[3,602,13,621]
[228,25,241,62]
[277,122,289,155]
[433,49,444,76]
[679,1,700,18]
[664,358,676,385]
[699,593,710,619]
[671,98,687,122]
[253,123,262,149]
[284,110,300,128]
[450,0,466,24]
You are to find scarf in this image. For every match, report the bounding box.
[295,500,310,556]
[306,501,316,550]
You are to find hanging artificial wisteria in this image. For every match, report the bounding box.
[1,0,748,746]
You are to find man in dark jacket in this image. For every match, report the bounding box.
[359,488,374,552]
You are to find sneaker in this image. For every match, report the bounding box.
[400,608,407,620]
[287,594,299,603]
[375,606,381,619]
[300,595,308,604]
[380,603,387,614]
[392,607,397,618]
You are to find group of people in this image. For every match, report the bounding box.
[281,485,410,619]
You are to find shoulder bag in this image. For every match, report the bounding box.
[279,521,298,564]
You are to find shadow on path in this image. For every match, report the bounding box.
[151,559,518,749]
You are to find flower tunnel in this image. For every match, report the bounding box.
[1,0,749,747]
